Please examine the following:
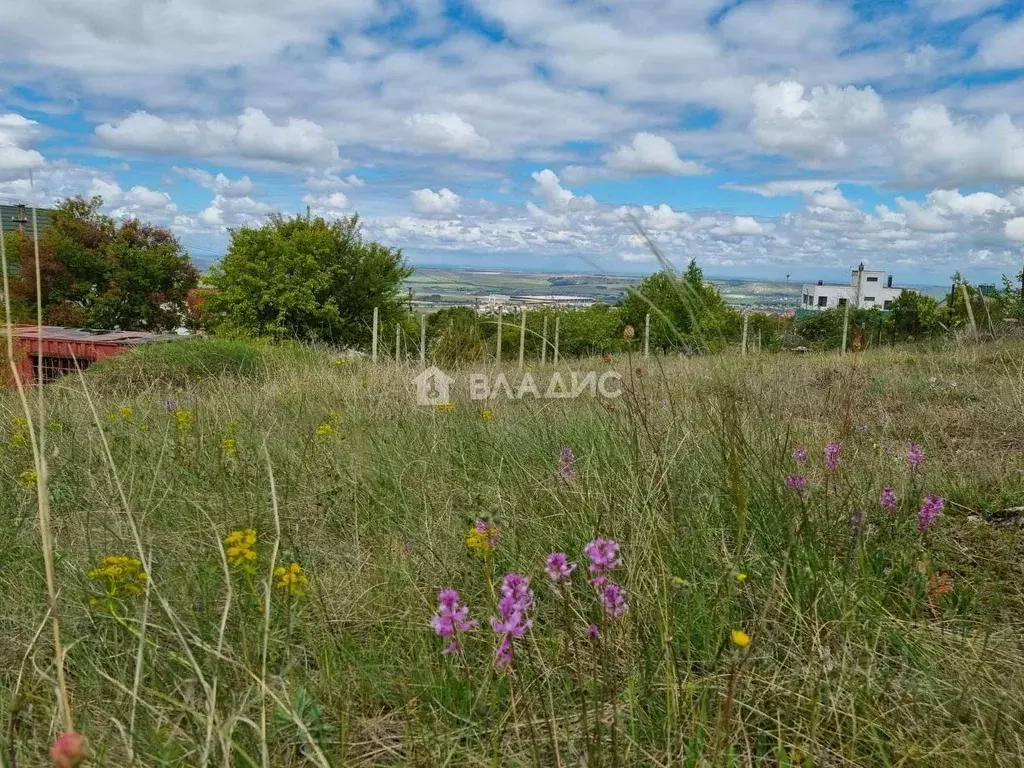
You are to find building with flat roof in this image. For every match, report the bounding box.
[801,264,903,311]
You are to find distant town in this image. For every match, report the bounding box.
[404,266,949,315]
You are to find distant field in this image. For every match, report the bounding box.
[4,337,1024,765]
[405,267,805,310]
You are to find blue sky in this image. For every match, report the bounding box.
[2,0,1024,283]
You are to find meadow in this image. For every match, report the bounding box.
[3,337,1024,766]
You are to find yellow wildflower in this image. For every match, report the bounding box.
[88,555,148,598]
[224,528,258,573]
[671,576,684,586]
[222,437,237,459]
[315,423,336,438]
[10,416,27,447]
[736,572,748,582]
[120,406,134,422]
[482,409,493,422]
[274,562,309,598]
[173,408,193,435]
[18,469,37,488]
[466,521,499,556]
[435,403,454,414]
[731,629,751,648]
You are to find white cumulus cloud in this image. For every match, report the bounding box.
[410,187,460,215]
[750,81,885,162]
[96,108,341,166]
[603,133,706,177]
[404,112,490,155]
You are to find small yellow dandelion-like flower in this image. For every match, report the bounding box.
[671,576,684,586]
[88,554,148,598]
[222,437,237,459]
[18,469,37,488]
[434,403,454,414]
[274,562,309,598]
[466,520,499,556]
[736,572,748,582]
[120,406,134,422]
[731,629,751,648]
[224,528,258,573]
[315,423,336,438]
[482,409,493,422]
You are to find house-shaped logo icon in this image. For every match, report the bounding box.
[412,366,454,406]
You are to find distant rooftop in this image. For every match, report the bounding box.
[8,325,179,344]
[0,203,53,236]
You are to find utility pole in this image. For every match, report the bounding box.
[644,313,650,358]
[741,312,749,357]
[371,306,379,363]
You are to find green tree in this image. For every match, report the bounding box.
[206,214,411,345]
[619,260,729,352]
[8,196,197,331]
[889,289,940,339]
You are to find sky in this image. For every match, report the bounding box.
[3,0,1024,283]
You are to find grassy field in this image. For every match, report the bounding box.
[3,338,1024,766]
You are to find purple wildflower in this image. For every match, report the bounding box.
[881,486,897,513]
[584,538,622,573]
[557,447,578,482]
[785,475,807,491]
[918,494,944,532]
[545,552,576,587]
[490,573,534,668]
[907,442,925,469]
[430,589,477,655]
[824,441,841,472]
[857,424,869,432]
[586,624,600,641]
[164,400,177,412]
[600,581,628,618]
[792,447,807,464]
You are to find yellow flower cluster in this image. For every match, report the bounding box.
[11,416,27,446]
[224,528,258,573]
[315,423,336,438]
[120,406,134,422]
[481,409,493,422]
[274,562,309,598]
[222,437,237,459]
[18,468,38,488]
[466,521,499,556]
[88,555,148,598]
[435,403,454,414]
[173,408,193,435]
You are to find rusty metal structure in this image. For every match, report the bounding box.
[7,325,179,385]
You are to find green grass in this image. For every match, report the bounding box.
[3,339,1024,766]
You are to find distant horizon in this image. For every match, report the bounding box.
[411,262,954,291]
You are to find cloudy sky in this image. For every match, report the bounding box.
[4,0,1024,283]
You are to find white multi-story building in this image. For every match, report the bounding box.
[801,264,903,311]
